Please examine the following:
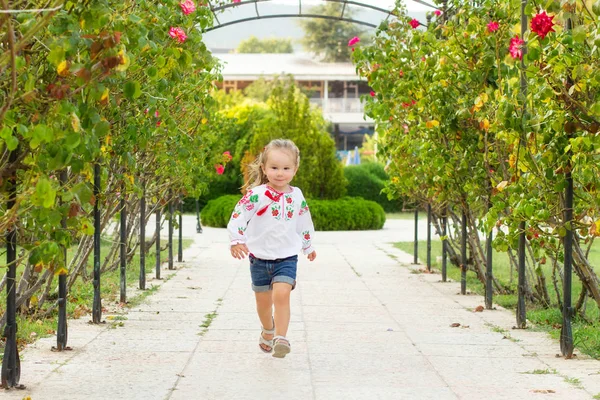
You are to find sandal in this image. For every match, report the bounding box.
[272,336,291,358]
[259,317,275,353]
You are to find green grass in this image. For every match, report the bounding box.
[385,212,424,220]
[522,369,557,375]
[0,238,193,356]
[394,239,600,359]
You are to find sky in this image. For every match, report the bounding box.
[267,0,437,12]
[203,0,435,51]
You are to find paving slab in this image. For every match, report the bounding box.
[3,218,599,400]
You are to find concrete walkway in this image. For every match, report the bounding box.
[4,219,600,399]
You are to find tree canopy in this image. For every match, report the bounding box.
[298,3,366,62]
[236,36,294,53]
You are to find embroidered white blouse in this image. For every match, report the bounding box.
[227,184,315,260]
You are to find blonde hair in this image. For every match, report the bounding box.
[244,139,300,191]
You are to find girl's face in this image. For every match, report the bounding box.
[261,148,298,192]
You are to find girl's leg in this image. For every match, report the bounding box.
[272,282,292,337]
[255,291,274,351]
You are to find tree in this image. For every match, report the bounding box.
[236,36,293,53]
[298,3,366,62]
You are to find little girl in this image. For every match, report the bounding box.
[227,139,317,358]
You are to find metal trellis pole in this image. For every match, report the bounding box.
[1,148,23,389]
[413,206,419,264]
[54,170,69,351]
[461,211,467,295]
[140,181,146,290]
[560,14,575,359]
[168,194,174,270]
[92,162,102,323]
[119,184,127,304]
[155,205,161,280]
[196,198,203,233]
[426,203,432,272]
[442,206,447,282]
[178,197,183,263]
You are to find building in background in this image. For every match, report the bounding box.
[214,52,374,151]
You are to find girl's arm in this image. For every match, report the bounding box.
[296,193,316,256]
[227,189,261,245]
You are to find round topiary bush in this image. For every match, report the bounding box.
[201,195,385,231]
[344,163,403,213]
[308,197,386,230]
[200,195,240,228]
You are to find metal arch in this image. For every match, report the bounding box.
[203,0,399,33]
[204,14,378,32]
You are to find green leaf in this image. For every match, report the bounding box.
[47,47,65,66]
[572,25,586,44]
[36,177,57,208]
[124,81,142,99]
[72,182,93,205]
[94,121,110,137]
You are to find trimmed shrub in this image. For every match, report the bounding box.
[201,195,385,231]
[308,197,386,231]
[200,195,240,227]
[344,163,403,212]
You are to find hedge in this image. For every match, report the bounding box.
[201,195,385,231]
[344,163,403,212]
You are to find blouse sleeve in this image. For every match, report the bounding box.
[296,191,316,255]
[227,189,261,245]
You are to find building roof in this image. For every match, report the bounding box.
[214,53,362,81]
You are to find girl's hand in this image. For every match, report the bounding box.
[231,243,249,259]
[307,251,316,261]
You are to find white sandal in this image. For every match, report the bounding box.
[259,318,275,353]
[272,336,291,358]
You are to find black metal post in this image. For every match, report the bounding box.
[561,159,574,357]
[178,197,183,263]
[442,207,447,282]
[1,149,22,389]
[516,0,528,329]
[92,162,102,323]
[485,227,494,310]
[168,196,174,270]
[517,221,527,328]
[195,198,203,233]
[461,211,467,295]
[155,206,161,279]
[119,184,127,303]
[560,16,574,359]
[426,203,432,272]
[139,181,146,290]
[55,170,69,351]
[413,207,419,264]
[485,187,494,310]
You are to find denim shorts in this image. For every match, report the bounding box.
[249,254,298,292]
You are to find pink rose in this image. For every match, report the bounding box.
[169,27,187,43]
[180,0,196,15]
[348,36,360,47]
